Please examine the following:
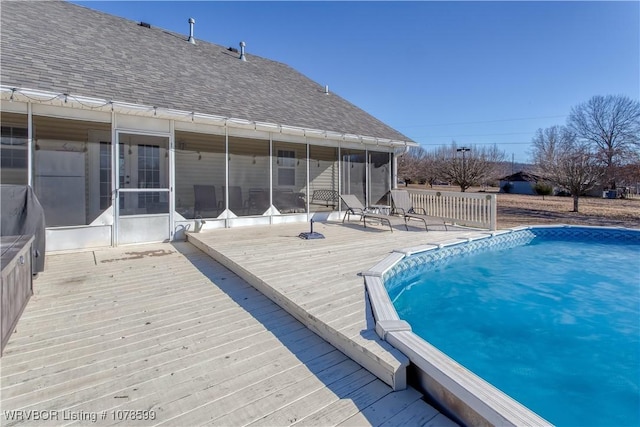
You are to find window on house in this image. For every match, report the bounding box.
[277,149,296,186]
[1,126,28,168]
[1,126,28,185]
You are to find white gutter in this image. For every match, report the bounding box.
[0,85,417,149]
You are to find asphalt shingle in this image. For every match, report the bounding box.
[1,1,411,142]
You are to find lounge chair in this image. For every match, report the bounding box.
[248,188,269,215]
[222,186,248,214]
[274,189,306,213]
[340,194,407,232]
[193,184,218,217]
[390,189,448,231]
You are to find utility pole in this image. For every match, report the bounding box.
[456,147,471,191]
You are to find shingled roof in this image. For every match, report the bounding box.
[1,1,412,143]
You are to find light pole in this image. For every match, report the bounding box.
[456,147,471,191]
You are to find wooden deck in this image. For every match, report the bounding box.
[188,220,485,394]
[0,232,462,426]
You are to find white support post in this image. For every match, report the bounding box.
[27,102,33,187]
[111,113,119,246]
[269,133,273,224]
[490,194,497,231]
[168,119,175,240]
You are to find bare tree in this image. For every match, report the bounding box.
[437,142,505,192]
[532,125,604,212]
[398,147,425,185]
[568,95,640,189]
[419,150,443,188]
[617,152,640,196]
[531,125,573,169]
[398,146,443,187]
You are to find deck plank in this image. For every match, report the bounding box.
[246,368,377,426]
[380,400,455,427]
[189,221,482,391]
[337,387,424,426]
[1,226,460,427]
[209,358,365,426]
[292,378,393,426]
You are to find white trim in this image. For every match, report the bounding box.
[31,103,111,123]
[365,148,369,207]
[87,130,112,222]
[118,187,171,193]
[0,100,28,113]
[174,120,226,136]
[268,134,274,224]
[226,126,270,141]
[271,132,310,145]
[27,103,33,187]
[224,124,230,224]
[305,142,310,220]
[337,144,342,211]
[169,120,176,241]
[115,113,170,133]
[111,111,118,246]
[1,85,416,149]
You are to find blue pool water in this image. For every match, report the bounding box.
[387,228,640,427]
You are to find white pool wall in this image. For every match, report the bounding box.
[363,226,574,427]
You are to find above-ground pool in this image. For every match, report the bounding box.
[383,226,640,427]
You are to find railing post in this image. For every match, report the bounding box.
[489,194,497,231]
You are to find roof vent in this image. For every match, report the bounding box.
[187,18,196,44]
[227,47,238,53]
[239,41,246,61]
[324,85,329,95]
[139,22,151,28]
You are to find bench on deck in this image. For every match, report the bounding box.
[310,189,339,208]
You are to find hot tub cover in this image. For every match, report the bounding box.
[1,185,46,273]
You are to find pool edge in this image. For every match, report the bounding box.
[361,225,640,427]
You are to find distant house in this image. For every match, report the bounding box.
[0,1,416,251]
[499,172,542,195]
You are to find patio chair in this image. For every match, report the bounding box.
[222,186,248,214]
[248,188,269,215]
[274,189,306,213]
[340,194,407,232]
[390,189,448,231]
[193,184,218,217]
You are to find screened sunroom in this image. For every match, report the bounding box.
[1,94,406,251]
[1,1,413,251]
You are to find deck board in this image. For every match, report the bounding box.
[189,221,484,392]
[291,379,393,426]
[337,386,425,426]
[0,234,458,426]
[246,368,377,426]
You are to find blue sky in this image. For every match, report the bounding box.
[72,1,639,163]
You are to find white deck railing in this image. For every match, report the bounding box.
[407,189,497,231]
